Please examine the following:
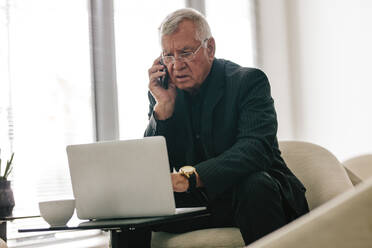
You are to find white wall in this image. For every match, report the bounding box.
[255,0,294,140]
[257,0,372,161]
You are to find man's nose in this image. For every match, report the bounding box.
[173,60,186,71]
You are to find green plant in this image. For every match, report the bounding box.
[0,152,14,180]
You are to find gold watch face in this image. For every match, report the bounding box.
[180,166,196,177]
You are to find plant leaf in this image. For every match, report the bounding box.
[5,167,13,179]
[9,152,14,165]
[3,154,13,180]
[4,161,11,179]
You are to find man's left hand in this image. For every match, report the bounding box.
[171,173,189,192]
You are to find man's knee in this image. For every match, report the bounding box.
[232,172,287,245]
[234,171,280,201]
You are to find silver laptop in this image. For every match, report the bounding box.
[66,136,205,220]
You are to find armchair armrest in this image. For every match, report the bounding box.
[0,238,7,248]
[247,178,372,248]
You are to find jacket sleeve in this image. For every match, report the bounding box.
[195,69,278,200]
[144,91,171,137]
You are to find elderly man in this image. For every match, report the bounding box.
[145,8,309,246]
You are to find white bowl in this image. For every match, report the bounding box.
[39,199,75,226]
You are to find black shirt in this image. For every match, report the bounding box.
[184,73,212,164]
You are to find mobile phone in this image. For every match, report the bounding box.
[158,59,169,89]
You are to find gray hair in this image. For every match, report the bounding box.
[159,8,212,44]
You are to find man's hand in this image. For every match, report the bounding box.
[171,173,189,192]
[148,57,177,120]
[171,171,204,192]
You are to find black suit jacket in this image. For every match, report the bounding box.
[145,58,308,217]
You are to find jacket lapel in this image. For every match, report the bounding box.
[201,59,225,158]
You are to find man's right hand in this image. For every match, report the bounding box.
[148,57,177,120]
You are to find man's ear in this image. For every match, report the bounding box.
[207,37,216,60]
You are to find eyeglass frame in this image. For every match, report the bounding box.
[161,38,209,64]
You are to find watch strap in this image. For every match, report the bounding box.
[187,172,197,193]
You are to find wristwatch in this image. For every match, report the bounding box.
[179,166,197,192]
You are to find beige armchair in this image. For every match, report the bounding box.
[247,176,372,248]
[151,141,354,248]
[0,238,7,248]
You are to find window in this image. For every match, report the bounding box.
[205,0,256,67]
[114,0,186,140]
[0,0,93,240]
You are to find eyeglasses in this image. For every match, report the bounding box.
[162,38,208,64]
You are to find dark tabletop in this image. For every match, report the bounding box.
[18,208,210,233]
[0,215,40,222]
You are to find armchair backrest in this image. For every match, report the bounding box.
[343,154,372,184]
[279,141,353,210]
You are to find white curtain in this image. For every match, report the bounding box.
[256,0,372,160]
